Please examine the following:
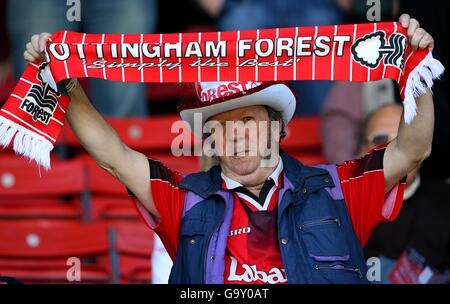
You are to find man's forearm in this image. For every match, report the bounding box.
[395,91,434,162]
[65,81,128,172]
[384,91,434,192]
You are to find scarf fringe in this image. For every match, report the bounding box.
[403,52,445,124]
[0,116,53,170]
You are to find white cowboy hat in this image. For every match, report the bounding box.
[177,81,296,137]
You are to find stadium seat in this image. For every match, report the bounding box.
[147,83,191,102]
[0,221,119,283]
[60,115,202,153]
[280,116,327,165]
[0,198,82,222]
[90,197,139,222]
[0,157,85,197]
[289,152,327,166]
[281,116,322,151]
[0,156,89,222]
[0,267,111,284]
[111,223,154,284]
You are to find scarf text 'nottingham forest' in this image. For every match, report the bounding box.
[0,22,444,169]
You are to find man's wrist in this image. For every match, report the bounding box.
[57,78,80,97]
[63,78,79,94]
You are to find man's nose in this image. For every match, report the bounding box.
[226,127,247,141]
[230,134,249,146]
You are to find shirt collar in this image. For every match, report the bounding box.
[221,156,284,190]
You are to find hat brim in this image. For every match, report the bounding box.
[179,83,296,137]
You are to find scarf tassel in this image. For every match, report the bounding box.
[403,52,445,124]
[0,116,53,170]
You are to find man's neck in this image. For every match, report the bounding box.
[245,181,268,197]
[221,157,281,197]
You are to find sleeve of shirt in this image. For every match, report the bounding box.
[127,158,185,261]
[336,144,406,247]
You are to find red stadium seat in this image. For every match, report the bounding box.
[114,223,154,283]
[0,198,82,222]
[93,222,153,284]
[0,157,85,197]
[59,115,202,152]
[281,116,322,151]
[289,152,327,166]
[90,197,138,222]
[0,221,119,283]
[147,83,190,102]
[0,267,111,284]
[280,116,327,165]
[0,156,88,222]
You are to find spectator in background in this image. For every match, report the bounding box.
[0,0,11,89]
[336,0,400,23]
[361,104,450,284]
[197,0,344,116]
[7,0,157,117]
[321,0,450,179]
[320,0,402,164]
[320,79,397,164]
[398,0,450,182]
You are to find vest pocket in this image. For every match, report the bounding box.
[298,217,341,230]
[180,219,207,242]
[175,219,208,283]
[298,217,364,282]
[299,217,349,260]
[314,263,363,280]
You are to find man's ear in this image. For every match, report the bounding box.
[279,119,286,140]
[279,124,286,141]
[271,119,282,143]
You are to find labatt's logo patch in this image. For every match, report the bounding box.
[227,256,287,284]
[19,63,59,125]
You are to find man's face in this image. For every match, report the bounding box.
[208,105,280,176]
[361,104,420,185]
[362,105,403,152]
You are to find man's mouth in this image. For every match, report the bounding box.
[233,150,249,157]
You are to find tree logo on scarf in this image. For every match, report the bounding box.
[351,31,406,70]
[19,63,60,125]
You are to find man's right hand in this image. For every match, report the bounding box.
[24,33,52,63]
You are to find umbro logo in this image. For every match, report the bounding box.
[229,227,251,237]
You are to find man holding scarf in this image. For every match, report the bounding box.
[23,14,437,283]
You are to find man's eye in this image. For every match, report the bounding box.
[212,121,225,127]
[242,116,253,122]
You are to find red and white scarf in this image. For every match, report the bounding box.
[0,22,444,169]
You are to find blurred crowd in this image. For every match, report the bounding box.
[0,0,449,284]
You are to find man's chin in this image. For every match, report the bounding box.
[223,156,260,175]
